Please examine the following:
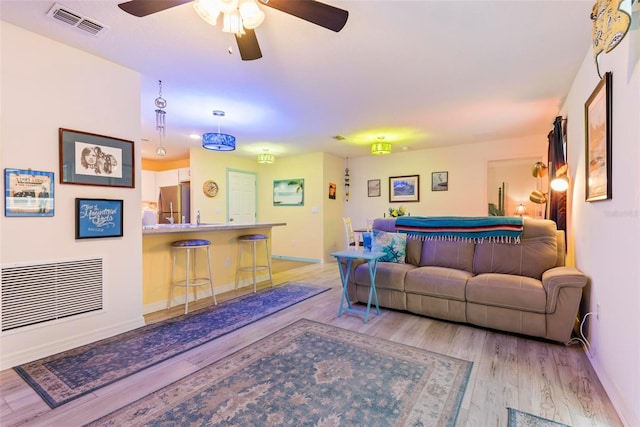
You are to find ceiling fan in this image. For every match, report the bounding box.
[117,0,349,61]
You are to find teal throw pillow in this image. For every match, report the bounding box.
[372,230,407,263]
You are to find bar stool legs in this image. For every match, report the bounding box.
[235,234,273,293]
[168,239,217,314]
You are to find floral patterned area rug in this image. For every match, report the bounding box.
[508,407,571,427]
[14,283,328,408]
[88,319,472,427]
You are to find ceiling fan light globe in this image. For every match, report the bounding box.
[193,0,220,26]
[239,0,265,29]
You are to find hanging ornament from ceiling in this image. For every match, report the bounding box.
[155,80,167,156]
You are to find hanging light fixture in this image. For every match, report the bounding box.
[257,149,275,164]
[202,110,236,151]
[154,80,167,157]
[371,136,392,155]
[193,0,265,36]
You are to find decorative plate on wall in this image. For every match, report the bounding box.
[203,180,219,198]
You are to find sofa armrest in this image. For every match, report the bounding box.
[542,266,588,313]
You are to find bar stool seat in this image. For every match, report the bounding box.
[168,239,217,314]
[235,234,273,293]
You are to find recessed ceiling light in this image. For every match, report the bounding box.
[189,134,201,139]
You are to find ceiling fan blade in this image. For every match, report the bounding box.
[261,0,348,32]
[118,0,193,17]
[235,29,263,61]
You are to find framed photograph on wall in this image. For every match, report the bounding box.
[328,182,336,199]
[59,128,135,188]
[75,198,124,239]
[431,171,448,191]
[273,178,304,206]
[368,179,381,197]
[4,168,54,217]
[585,72,612,202]
[389,175,419,202]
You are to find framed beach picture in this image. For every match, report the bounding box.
[389,175,419,203]
[368,179,381,197]
[75,198,124,239]
[59,128,135,188]
[273,178,304,206]
[584,72,612,202]
[4,168,54,217]
[431,171,448,191]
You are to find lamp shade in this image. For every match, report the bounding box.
[529,190,547,204]
[202,133,236,151]
[514,204,527,216]
[257,153,275,164]
[532,161,548,178]
[371,142,392,155]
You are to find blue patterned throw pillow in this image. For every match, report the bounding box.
[372,230,407,263]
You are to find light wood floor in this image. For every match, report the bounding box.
[0,261,622,427]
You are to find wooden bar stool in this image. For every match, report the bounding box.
[235,234,273,293]
[168,239,217,314]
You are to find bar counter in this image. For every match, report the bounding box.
[142,222,286,314]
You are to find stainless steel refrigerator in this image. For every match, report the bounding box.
[158,183,190,224]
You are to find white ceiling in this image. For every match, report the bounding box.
[1,0,594,161]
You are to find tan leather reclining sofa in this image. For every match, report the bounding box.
[346,218,587,343]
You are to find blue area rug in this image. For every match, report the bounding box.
[14,283,328,408]
[88,319,473,426]
[508,407,571,427]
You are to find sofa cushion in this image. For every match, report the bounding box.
[354,262,415,292]
[405,237,422,265]
[472,220,558,280]
[466,273,546,313]
[372,230,407,263]
[405,266,472,301]
[419,239,475,272]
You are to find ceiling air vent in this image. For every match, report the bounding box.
[46,3,109,37]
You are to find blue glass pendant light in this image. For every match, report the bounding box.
[202,110,236,151]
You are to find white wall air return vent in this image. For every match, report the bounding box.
[46,3,109,37]
[1,258,103,332]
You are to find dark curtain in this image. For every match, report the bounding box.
[548,116,566,232]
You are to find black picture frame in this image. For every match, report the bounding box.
[75,198,124,239]
[59,128,135,188]
[389,175,420,202]
[584,72,612,202]
[4,168,55,217]
[431,171,448,191]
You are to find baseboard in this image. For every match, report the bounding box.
[1,316,145,370]
[587,354,638,427]
[272,254,322,263]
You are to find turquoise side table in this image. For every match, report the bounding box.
[331,249,385,323]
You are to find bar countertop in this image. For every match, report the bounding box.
[142,222,286,235]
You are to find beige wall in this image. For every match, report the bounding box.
[0,23,144,369]
[561,31,640,426]
[344,135,548,231]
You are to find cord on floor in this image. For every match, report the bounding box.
[566,311,595,357]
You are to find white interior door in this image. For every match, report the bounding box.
[227,170,256,223]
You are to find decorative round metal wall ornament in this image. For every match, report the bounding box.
[203,180,219,198]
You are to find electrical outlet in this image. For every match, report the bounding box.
[225,258,231,267]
